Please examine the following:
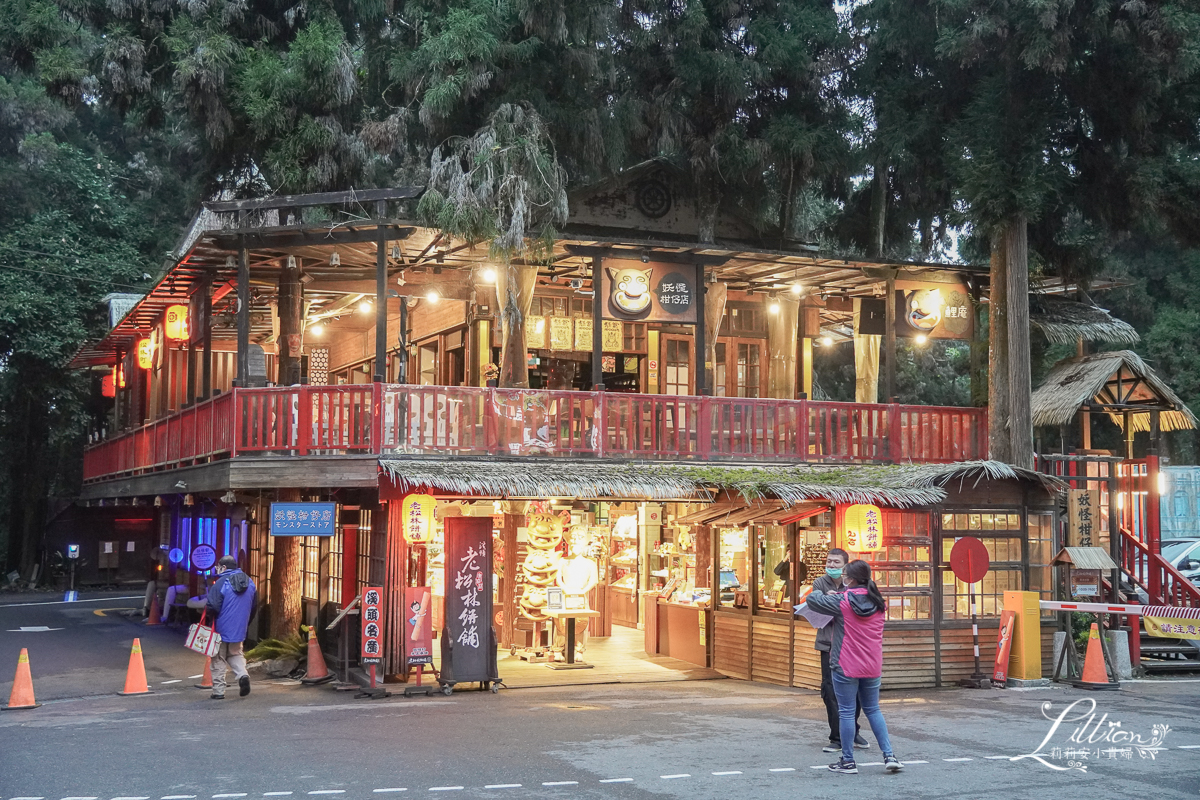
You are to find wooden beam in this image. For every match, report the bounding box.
[204,187,423,213]
[211,225,416,251]
[564,243,731,266]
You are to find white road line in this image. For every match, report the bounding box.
[1177,745,1200,749]
[943,758,973,762]
[6,627,64,632]
[10,796,45,799]
[598,779,632,784]
[541,782,578,787]
[768,768,795,772]
[985,755,1012,760]
[858,762,883,767]
[161,680,182,685]
[809,765,828,770]
[263,793,293,796]
[213,794,248,797]
[660,774,689,780]
[906,760,929,764]
[483,785,522,790]
[308,793,345,795]
[0,596,141,607]
[112,796,150,799]
[427,788,463,792]
[372,791,407,794]
[162,795,196,798]
[60,796,98,799]
[188,675,203,679]
[712,771,742,776]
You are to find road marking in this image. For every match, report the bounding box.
[188,675,203,679]
[161,680,182,685]
[0,596,140,608]
[162,795,196,798]
[307,793,344,796]
[427,789,462,792]
[6,626,63,632]
[10,796,45,799]
[943,758,973,762]
[372,791,407,794]
[111,796,149,799]
[213,794,248,797]
[598,779,632,783]
[712,771,742,776]
[985,755,1012,760]
[906,760,929,764]
[858,762,883,767]
[263,793,293,796]
[540,782,577,787]
[60,796,97,799]
[483,785,522,790]
[660,774,689,780]
[809,766,828,770]
[768,767,795,772]
[1177,745,1200,749]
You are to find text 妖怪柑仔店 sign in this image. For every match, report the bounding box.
[360,586,383,666]
[269,502,336,536]
[599,260,698,324]
[1067,488,1102,547]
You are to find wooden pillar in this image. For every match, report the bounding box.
[341,508,359,608]
[383,498,409,678]
[202,286,213,398]
[695,266,708,396]
[374,207,388,382]
[235,240,250,387]
[591,258,605,390]
[500,513,519,649]
[497,263,538,388]
[801,338,813,399]
[883,273,897,401]
[767,296,799,399]
[278,256,303,386]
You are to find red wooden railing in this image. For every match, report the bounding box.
[1119,526,1200,608]
[82,385,989,482]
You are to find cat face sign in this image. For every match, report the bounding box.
[607,266,654,317]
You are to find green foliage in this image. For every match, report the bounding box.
[244,634,307,662]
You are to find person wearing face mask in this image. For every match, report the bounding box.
[807,559,903,775]
[812,548,866,753]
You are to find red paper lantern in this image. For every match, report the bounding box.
[101,372,115,398]
[136,337,154,369]
[164,304,189,341]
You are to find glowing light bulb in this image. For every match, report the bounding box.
[790,284,803,295]
[769,301,781,314]
[481,267,497,283]
[915,334,928,345]
[821,336,834,347]
[426,290,439,304]
[359,301,372,314]
[311,325,324,337]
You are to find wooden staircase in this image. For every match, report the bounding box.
[1119,526,1200,674]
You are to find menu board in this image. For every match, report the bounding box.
[443,516,494,682]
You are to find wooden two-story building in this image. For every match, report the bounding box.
[70,171,1062,688]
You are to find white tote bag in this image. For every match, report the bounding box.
[186,610,222,657]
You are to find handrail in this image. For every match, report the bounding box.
[1119,525,1200,608]
[82,384,990,482]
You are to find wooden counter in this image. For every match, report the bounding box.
[651,599,710,667]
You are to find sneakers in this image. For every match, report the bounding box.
[238,675,251,697]
[823,742,843,753]
[853,733,870,749]
[884,756,904,773]
[828,757,858,774]
[209,693,224,700]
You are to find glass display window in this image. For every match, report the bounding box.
[939,508,1025,619]
[755,524,791,612]
[853,509,933,621]
[717,526,749,608]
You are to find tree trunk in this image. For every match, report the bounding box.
[277,257,303,386]
[268,488,303,639]
[697,177,720,245]
[1005,215,1034,468]
[969,285,988,407]
[987,228,1012,463]
[496,264,538,388]
[883,273,897,401]
[870,160,887,258]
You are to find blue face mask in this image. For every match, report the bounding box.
[826,567,843,579]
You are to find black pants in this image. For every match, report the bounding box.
[820,649,861,743]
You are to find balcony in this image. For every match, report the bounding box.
[82,385,988,484]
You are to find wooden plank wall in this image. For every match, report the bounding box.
[938,625,999,686]
[793,622,821,689]
[751,617,792,686]
[713,612,750,679]
[882,628,939,689]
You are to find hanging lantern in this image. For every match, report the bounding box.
[111,364,126,390]
[843,503,885,552]
[101,372,116,398]
[136,337,154,369]
[164,304,189,341]
[402,493,437,543]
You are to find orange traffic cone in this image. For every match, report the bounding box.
[117,638,154,696]
[145,594,163,626]
[194,657,213,689]
[1077,623,1118,690]
[3,648,40,710]
[300,627,332,685]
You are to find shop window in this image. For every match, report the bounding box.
[1027,511,1056,617]
[718,526,750,607]
[939,510,1024,618]
[856,509,933,621]
[755,524,791,612]
[736,342,762,398]
[300,536,321,601]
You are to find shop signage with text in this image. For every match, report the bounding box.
[599,260,698,324]
[361,586,384,665]
[269,502,336,536]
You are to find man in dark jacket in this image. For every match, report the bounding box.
[205,555,258,700]
[812,548,865,752]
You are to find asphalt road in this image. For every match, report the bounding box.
[2,592,1199,800]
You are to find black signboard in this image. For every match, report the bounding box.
[599,260,698,323]
[442,516,494,683]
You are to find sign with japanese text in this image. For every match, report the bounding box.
[892,279,973,340]
[360,586,384,666]
[525,315,546,349]
[270,502,336,536]
[1070,568,1101,598]
[191,544,217,571]
[1067,489,1101,547]
[402,494,437,544]
[843,503,884,551]
[443,516,494,682]
[599,260,699,324]
[404,586,433,666]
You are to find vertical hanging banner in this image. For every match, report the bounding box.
[404,586,434,666]
[1067,488,1101,547]
[444,516,494,682]
[360,586,383,665]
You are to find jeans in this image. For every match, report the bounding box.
[211,640,247,696]
[831,670,893,762]
[820,649,860,742]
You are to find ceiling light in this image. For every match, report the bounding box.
[769,301,781,314]
[790,283,803,295]
[311,325,324,337]
[821,336,834,347]
[481,267,497,283]
[915,334,928,345]
[329,252,341,267]
[359,301,372,314]
[425,290,439,304]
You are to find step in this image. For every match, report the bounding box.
[1140,644,1200,656]
[1140,659,1200,674]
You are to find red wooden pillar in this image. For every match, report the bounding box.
[341,508,359,608]
[1146,454,1161,600]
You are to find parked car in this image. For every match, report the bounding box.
[1163,538,1200,585]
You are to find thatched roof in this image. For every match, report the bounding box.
[378,458,1060,508]
[1031,350,1197,433]
[1029,297,1140,346]
[1053,547,1119,571]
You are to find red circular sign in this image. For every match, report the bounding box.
[950,536,990,583]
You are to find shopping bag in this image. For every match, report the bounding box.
[186,611,222,657]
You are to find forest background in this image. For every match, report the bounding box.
[2,0,1199,570]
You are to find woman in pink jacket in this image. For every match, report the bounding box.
[806,559,903,775]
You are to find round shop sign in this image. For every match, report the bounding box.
[191,544,218,571]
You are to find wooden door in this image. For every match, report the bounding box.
[714,338,767,398]
[661,336,694,396]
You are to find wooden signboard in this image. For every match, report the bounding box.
[598,260,699,324]
[601,320,624,351]
[549,317,573,351]
[574,317,592,351]
[1070,568,1101,598]
[525,315,546,349]
[1067,488,1101,547]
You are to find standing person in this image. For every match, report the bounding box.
[807,559,904,775]
[812,548,866,753]
[205,555,258,700]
